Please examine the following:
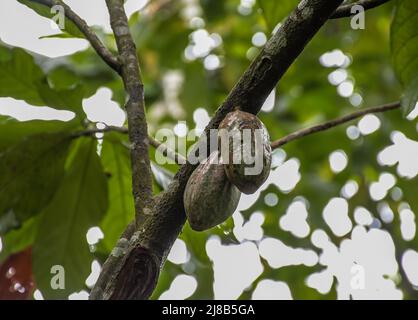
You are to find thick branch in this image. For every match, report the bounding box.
[331,0,391,19]
[91,0,344,300]
[30,0,121,73]
[105,0,153,225]
[271,101,401,149]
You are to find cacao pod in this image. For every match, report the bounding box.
[184,151,241,231]
[218,110,271,194]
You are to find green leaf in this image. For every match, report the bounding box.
[38,83,85,116]
[0,44,12,61]
[17,0,84,38]
[0,47,45,105]
[0,132,72,234]
[391,0,418,115]
[99,134,134,251]
[39,33,81,39]
[0,46,85,116]
[46,66,81,90]
[0,216,40,263]
[401,77,418,116]
[33,138,108,298]
[0,116,79,151]
[256,0,298,32]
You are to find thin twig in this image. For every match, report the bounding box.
[29,0,121,73]
[72,125,186,164]
[148,136,187,164]
[71,125,127,137]
[271,101,400,149]
[76,101,401,157]
[331,0,391,19]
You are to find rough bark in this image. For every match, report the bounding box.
[105,0,153,223]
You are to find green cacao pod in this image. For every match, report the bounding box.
[218,110,271,194]
[184,151,241,231]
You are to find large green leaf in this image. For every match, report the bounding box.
[33,138,108,298]
[99,134,134,251]
[179,62,212,122]
[391,0,418,115]
[0,47,44,105]
[0,116,78,151]
[38,83,85,116]
[0,46,85,116]
[17,0,84,38]
[0,132,72,234]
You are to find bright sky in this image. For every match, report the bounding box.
[0,0,418,300]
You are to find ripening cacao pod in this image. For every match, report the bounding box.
[184,151,241,231]
[218,110,271,194]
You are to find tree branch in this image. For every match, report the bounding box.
[74,101,401,163]
[72,125,186,165]
[71,125,128,137]
[271,101,401,149]
[74,97,401,165]
[330,0,391,19]
[30,0,121,73]
[148,136,187,165]
[104,0,153,226]
[90,0,345,300]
